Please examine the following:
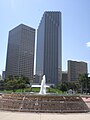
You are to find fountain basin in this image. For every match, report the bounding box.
[0,93,89,113]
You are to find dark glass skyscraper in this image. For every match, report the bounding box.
[5,24,35,81]
[36,11,62,85]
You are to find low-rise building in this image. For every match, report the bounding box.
[62,71,68,82]
[68,60,88,82]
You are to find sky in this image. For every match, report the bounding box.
[0,0,90,75]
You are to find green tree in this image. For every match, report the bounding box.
[0,80,4,90]
[4,75,30,92]
[4,79,18,91]
[78,73,89,94]
[67,82,80,92]
[57,82,68,92]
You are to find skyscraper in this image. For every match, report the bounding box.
[36,11,62,85]
[5,24,35,81]
[68,60,88,82]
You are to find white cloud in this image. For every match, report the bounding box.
[86,42,90,47]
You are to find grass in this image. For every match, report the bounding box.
[0,87,65,94]
[30,87,64,94]
[47,88,66,94]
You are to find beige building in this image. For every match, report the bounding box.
[68,60,88,82]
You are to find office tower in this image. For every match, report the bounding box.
[36,11,62,85]
[5,24,35,81]
[62,71,68,82]
[2,71,5,80]
[68,60,88,82]
[0,75,1,80]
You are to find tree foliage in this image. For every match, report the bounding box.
[57,81,80,92]
[57,82,67,92]
[4,75,30,92]
[78,73,90,94]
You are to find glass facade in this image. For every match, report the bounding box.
[36,11,62,85]
[5,24,35,81]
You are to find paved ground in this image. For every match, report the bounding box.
[0,111,90,120]
[82,97,90,109]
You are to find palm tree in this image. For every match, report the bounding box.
[78,73,89,94]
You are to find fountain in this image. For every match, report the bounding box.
[31,75,49,94]
[39,75,46,94]
[39,75,50,94]
[0,75,89,113]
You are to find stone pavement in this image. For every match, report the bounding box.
[0,111,90,120]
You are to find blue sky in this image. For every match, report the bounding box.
[0,0,90,75]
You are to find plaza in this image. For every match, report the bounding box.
[0,111,90,120]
